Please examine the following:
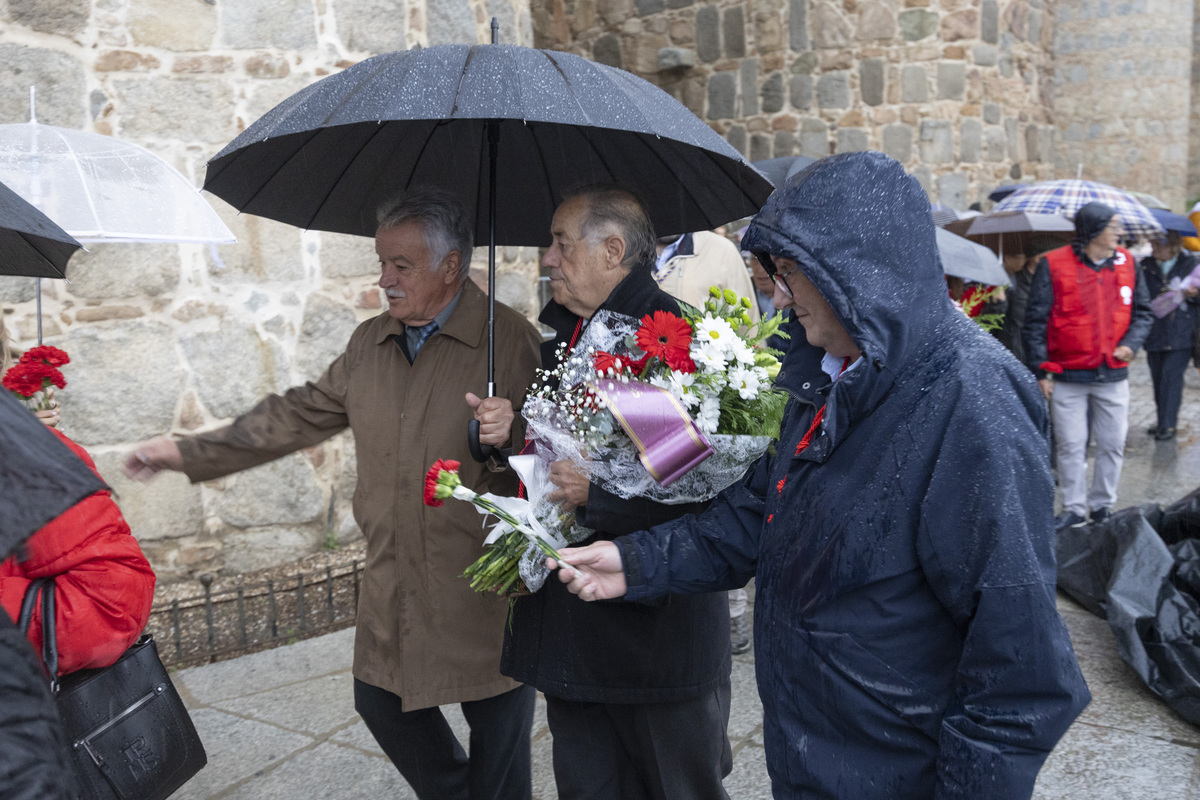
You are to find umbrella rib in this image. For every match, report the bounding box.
[47,124,104,238]
[301,123,400,231]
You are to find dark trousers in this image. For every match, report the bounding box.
[545,680,733,800]
[354,679,535,800]
[1148,349,1192,430]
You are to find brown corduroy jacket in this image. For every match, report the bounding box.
[178,280,541,710]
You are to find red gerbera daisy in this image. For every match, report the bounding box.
[636,311,692,366]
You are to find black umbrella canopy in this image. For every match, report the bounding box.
[204,44,772,243]
[0,178,81,279]
[0,390,105,560]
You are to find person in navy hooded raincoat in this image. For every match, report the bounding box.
[547,151,1091,799]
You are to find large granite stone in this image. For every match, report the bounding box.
[319,234,376,281]
[1006,117,1020,160]
[181,318,289,420]
[430,0,479,44]
[981,0,999,43]
[0,44,86,127]
[983,102,1002,124]
[761,72,784,113]
[294,294,359,383]
[919,119,954,164]
[93,451,203,541]
[6,0,89,35]
[1026,123,1041,161]
[882,123,913,163]
[219,452,325,528]
[773,130,796,157]
[243,75,311,123]
[860,58,885,106]
[898,9,938,41]
[937,62,966,100]
[799,118,828,158]
[789,74,813,109]
[63,244,180,300]
[740,59,758,115]
[696,5,720,61]
[749,133,772,162]
[937,172,969,209]
[816,71,850,108]
[810,2,852,48]
[594,33,622,68]
[960,118,981,162]
[974,44,998,66]
[335,0,407,53]
[789,0,809,50]
[909,165,933,196]
[113,77,235,144]
[726,125,747,155]
[0,276,36,304]
[221,0,317,50]
[207,197,304,284]
[723,6,746,58]
[857,1,895,39]
[985,125,1007,161]
[708,71,737,119]
[901,64,927,102]
[61,320,183,446]
[941,9,978,42]
[835,129,868,153]
[129,0,216,50]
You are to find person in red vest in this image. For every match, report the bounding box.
[1023,202,1154,529]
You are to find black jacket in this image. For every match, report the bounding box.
[501,268,730,703]
[1022,245,1154,382]
[997,267,1035,366]
[616,152,1090,798]
[1142,252,1200,352]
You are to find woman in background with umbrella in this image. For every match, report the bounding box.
[1141,223,1200,441]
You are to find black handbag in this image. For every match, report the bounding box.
[19,578,207,800]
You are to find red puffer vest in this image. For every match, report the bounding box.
[1040,244,1136,373]
[0,428,156,675]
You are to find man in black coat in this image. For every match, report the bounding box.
[493,185,733,800]
[1140,232,1199,440]
[547,153,1090,800]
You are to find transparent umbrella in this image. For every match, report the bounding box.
[0,89,235,341]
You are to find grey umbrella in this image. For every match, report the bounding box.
[750,156,817,189]
[205,32,773,460]
[936,227,1009,287]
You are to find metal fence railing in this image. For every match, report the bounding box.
[147,560,363,670]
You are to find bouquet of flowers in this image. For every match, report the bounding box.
[2,345,69,411]
[424,458,567,595]
[426,287,790,597]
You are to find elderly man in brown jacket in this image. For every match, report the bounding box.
[125,190,542,800]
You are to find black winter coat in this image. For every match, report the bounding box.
[615,152,1090,799]
[1142,252,1200,352]
[501,268,731,703]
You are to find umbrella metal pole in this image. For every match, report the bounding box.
[35,278,42,345]
[487,121,498,398]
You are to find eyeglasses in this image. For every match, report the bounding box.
[754,252,795,299]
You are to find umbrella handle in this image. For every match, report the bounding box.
[468,419,511,464]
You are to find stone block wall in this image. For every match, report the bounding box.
[533,0,1058,209]
[0,0,538,580]
[1052,0,1194,210]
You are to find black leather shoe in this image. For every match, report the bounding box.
[1155,427,1177,441]
[1090,507,1111,524]
[1055,511,1087,530]
[1147,425,1161,436]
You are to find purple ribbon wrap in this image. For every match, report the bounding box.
[590,379,713,487]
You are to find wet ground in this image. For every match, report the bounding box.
[169,357,1200,798]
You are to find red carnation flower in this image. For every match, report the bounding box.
[424,459,461,507]
[636,311,692,367]
[2,363,41,398]
[20,345,69,368]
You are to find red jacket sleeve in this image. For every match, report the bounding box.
[0,429,156,675]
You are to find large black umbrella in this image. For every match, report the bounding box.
[0,177,81,280]
[205,34,772,459]
[0,389,105,558]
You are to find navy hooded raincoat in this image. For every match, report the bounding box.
[613,152,1090,799]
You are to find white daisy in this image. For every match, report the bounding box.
[694,315,738,354]
[696,396,721,434]
[729,365,764,400]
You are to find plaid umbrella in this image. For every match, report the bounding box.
[992,179,1164,238]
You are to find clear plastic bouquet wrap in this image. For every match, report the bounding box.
[428,288,789,596]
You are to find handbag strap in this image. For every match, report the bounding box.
[17,577,59,693]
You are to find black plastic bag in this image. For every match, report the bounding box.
[1056,494,1200,725]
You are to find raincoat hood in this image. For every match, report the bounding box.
[1073,202,1116,247]
[741,151,950,386]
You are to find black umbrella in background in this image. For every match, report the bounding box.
[0,177,81,280]
[205,26,772,460]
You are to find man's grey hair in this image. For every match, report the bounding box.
[376,188,473,279]
[562,184,657,273]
